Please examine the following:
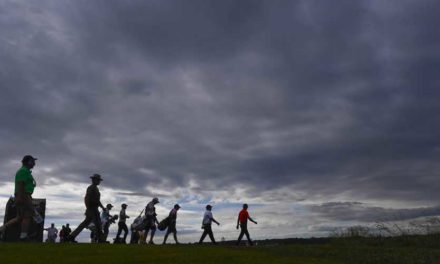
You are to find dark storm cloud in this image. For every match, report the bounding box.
[1,0,440,208]
[309,202,440,223]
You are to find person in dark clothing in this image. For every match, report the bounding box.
[143,197,160,244]
[60,223,71,243]
[115,203,130,243]
[163,204,180,244]
[199,205,220,244]
[236,204,257,246]
[66,174,106,243]
[64,223,71,238]
[59,225,66,243]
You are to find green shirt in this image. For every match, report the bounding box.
[15,166,36,195]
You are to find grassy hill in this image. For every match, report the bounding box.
[1,235,440,264]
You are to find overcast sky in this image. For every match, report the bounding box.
[1,0,440,242]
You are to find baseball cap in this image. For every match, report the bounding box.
[22,155,37,163]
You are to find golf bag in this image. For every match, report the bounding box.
[130,209,146,231]
[2,197,46,242]
[157,216,170,231]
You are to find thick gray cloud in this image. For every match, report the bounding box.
[309,202,440,223]
[1,0,440,217]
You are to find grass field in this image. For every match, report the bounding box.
[1,236,440,264]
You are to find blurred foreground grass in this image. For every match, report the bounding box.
[1,235,440,264]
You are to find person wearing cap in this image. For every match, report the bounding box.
[115,203,130,243]
[66,174,106,243]
[163,204,181,245]
[143,197,160,244]
[198,204,220,244]
[236,204,257,246]
[101,203,115,242]
[0,155,38,241]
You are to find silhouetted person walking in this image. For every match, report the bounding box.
[163,204,180,244]
[236,204,257,246]
[143,197,159,244]
[101,203,114,242]
[199,205,220,244]
[0,155,38,241]
[115,203,130,243]
[66,174,105,243]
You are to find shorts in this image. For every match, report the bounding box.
[144,216,156,230]
[16,193,34,218]
[167,222,176,233]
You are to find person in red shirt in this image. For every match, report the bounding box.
[236,204,257,246]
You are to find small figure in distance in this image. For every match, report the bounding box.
[143,197,160,244]
[59,225,66,243]
[0,155,38,242]
[198,204,220,245]
[236,204,257,246]
[64,223,71,238]
[44,223,58,243]
[66,173,106,243]
[60,223,71,243]
[115,203,130,244]
[163,204,181,245]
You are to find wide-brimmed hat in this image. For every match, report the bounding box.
[90,174,103,181]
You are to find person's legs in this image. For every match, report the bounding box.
[244,229,253,245]
[207,226,216,244]
[237,229,245,245]
[149,226,156,244]
[103,222,110,241]
[16,196,34,240]
[69,214,92,239]
[173,231,178,244]
[20,217,31,238]
[122,223,128,242]
[116,222,123,240]
[163,228,170,244]
[91,209,104,242]
[199,229,208,243]
[143,227,150,243]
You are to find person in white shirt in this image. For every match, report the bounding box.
[198,205,220,244]
[115,203,130,243]
[44,223,58,243]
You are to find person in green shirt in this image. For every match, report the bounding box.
[0,155,37,241]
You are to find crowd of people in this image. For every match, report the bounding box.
[0,155,258,245]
